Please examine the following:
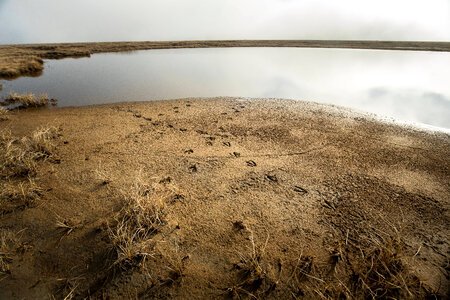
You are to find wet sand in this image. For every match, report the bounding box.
[0,98,448,298]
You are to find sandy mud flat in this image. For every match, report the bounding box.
[0,97,448,298]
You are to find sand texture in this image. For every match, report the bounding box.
[0,98,449,298]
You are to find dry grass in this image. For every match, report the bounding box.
[0,108,6,121]
[228,232,279,298]
[52,275,84,300]
[23,126,59,157]
[55,217,77,236]
[0,178,43,212]
[287,230,433,299]
[1,92,50,108]
[0,230,21,276]
[0,54,44,79]
[224,226,433,299]
[109,173,176,268]
[0,127,58,214]
[349,234,426,298]
[0,127,58,178]
[0,232,14,275]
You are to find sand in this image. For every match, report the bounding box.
[0,97,448,298]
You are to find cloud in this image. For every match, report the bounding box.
[1,0,449,43]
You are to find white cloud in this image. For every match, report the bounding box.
[0,0,449,43]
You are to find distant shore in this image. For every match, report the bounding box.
[1,40,450,80]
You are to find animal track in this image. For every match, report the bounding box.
[293,186,308,194]
[265,174,278,182]
[232,152,241,157]
[189,165,198,173]
[184,149,194,154]
[246,160,257,167]
[223,142,231,147]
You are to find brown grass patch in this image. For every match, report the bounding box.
[0,127,58,178]
[0,108,6,121]
[1,92,52,108]
[0,231,15,275]
[228,232,279,298]
[0,230,24,277]
[0,127,59,214]
[55,217,77,236]
[0,178,43,213]
[288,230,434,299]
[109,173,176,269]
[0,55,44,79]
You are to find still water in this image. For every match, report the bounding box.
[1,48,449,129]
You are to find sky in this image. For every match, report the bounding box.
[1,0,449,43]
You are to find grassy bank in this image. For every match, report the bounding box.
[1,40,450,79]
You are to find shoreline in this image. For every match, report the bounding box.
[5,95,450,135]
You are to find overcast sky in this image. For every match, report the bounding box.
[1,0,449,43]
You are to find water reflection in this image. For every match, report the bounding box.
[1,48,449,128]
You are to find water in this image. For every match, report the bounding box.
[1,48,449,129]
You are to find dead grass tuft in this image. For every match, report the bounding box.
[0,127,59,214]
[288,229,434,299]
[229,232,279,298]
[0,178,43,213]
[0,230,20,276]
[165,252,189,284]
[1,92,50,108]
[0,127,58,178]
[349,233,426,299]
[55,217,77,236]
[0,233,13,275]
[52,275,84,300]
[23,126,59,157]
[0,108,7,121]
[109,173,176,268]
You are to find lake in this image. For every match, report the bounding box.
[1,48,449,129]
